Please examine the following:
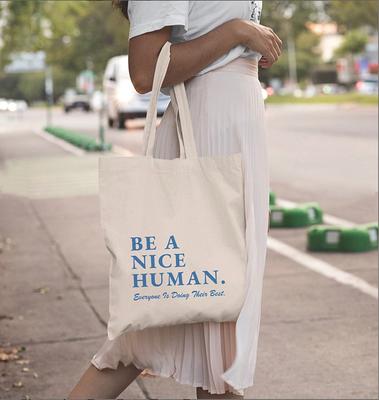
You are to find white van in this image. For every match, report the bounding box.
[103,55,170,129]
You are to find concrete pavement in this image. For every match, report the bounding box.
[0,107,377,399]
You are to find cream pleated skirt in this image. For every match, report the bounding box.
[91,56,270,396]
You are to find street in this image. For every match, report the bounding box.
[0,104,377,399]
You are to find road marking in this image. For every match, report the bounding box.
[34,130,85,156]
[267,237,378,299]
[270,197,378,300]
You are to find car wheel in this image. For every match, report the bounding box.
[64,107,70,113]
[117,115,126,130]
[108,117,114,128]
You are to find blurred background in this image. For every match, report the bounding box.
[0,1,377,399]
[0,0,378,112]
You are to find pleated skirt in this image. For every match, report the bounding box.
[91,56,270,396]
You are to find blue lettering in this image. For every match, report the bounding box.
[165,235,179,250]
[132,255,146,269]
[150,273,164,287]
[187,271,201,285]
[203,269,218,284]
[175,253,186,267]
[167,271,184,286]
[159,253,172,268]
[146,236,157,250]
[131,236,143,251]
[149,254,157,268]
[133,273,147,288]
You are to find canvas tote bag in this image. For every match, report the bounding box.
[99,42,247,341]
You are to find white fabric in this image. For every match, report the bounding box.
[98,42,248,340]
[92,55,269,394]
[128,0,263,76]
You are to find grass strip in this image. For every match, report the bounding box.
[44,126,112,151]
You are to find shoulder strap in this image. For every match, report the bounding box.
[144,42,197,159]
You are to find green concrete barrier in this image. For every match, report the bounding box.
[269,191,276,205]
[269,202,323,228]
[307,222,378,252]
[44,126,112,152]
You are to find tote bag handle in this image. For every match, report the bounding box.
[144,42,197,159]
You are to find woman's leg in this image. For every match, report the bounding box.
[68,362,142,399]
[196,387,244,399]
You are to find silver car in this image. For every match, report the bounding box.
[103,55,170,129]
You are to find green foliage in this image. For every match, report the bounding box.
[61,1,129,76]
[335,30,369,56]
[295,30,321,80]
[0,75,24,99]
[17,72,45,102]
[0,0,130,101]
[260,1,321,82]
[261,0,320,41]
[324,0,379,32]
[0,0,89,67]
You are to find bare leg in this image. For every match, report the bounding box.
[68,362,142,399]
[196,387,244,399]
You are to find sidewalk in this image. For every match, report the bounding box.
[0,130,194,398]
[0,190,196,398]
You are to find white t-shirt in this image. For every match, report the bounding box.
[127,1,263,76]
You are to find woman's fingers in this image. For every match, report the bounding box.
[265,48,277,65]
[269,31,282,61]
[270,28,282,48]
[260,29,281,64]
[271,43,280,62]
[241,21,282,68]
[259,55,273,68]
[272,35,282,59]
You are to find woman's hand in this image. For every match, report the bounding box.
[235,20,282,68]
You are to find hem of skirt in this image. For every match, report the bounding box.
[90,356,244,396]
[221,371,253,393]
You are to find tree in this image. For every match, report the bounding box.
[334,30,369,57]
[260,0,321,82]
[323,0,379,32]
[0,0,89,67]
[261,0,320,42]
[0,1,130,100]
[294,30,322,80]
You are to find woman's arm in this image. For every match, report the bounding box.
[129,19,282,94]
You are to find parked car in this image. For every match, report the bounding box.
[0,98,28,112]
[103,55,170,129]
[63,89,91,113]
[355,77,378,95]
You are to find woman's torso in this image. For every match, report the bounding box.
[128,1,263,77]
[171,0,262,75]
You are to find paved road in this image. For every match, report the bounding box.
[0,105,377,399]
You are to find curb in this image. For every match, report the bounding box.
[34,129,85,156]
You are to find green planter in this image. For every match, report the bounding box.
[307,222,378,252]
[269,191,276,206]
[44,126,112,152]
[269,202,323,228]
